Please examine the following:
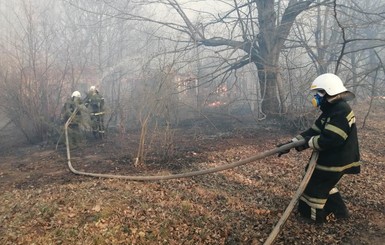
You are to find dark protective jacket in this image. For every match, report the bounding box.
[62,98,82,125]
[295,99,360,175]
[85,92,104,114]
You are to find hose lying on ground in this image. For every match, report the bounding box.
[64,110,316,244]
[263,150,318,245]
[64,111,306,180]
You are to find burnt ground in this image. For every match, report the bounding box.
[0,103,384,245]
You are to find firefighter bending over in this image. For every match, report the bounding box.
[278,73,361,223]
[85,86,105,139]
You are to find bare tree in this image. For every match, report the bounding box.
[110,0,324,117]
[286,0,385,99]
[0,0,72,143]
[130,60,180,165]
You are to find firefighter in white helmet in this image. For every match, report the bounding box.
[61,91,84,147]
[84,86,105,139]
[278,73,361,223]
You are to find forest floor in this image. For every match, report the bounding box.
[0,102,384,245]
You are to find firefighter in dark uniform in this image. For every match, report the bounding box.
[62,91,83,147]
[85,86,105,139]
[278,73,361,223]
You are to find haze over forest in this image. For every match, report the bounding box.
[1,0,385,145]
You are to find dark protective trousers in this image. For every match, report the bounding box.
[298,170,349,222]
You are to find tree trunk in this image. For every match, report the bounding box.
[256,64,281,116]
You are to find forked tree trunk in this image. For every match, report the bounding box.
[257,68,281,116]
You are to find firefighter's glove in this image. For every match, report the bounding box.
[295,136,311,152]
[277,141,293,157]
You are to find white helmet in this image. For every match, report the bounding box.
[89,86,96,93]
[310,73,347,96]
[71,91,81,98]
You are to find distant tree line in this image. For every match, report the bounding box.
[0,0,385,150]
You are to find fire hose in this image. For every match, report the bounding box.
[64,109,318,244]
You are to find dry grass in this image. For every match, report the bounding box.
[0,102,384,244]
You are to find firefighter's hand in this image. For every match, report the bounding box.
[276,141,292,157]
[295,136,311,152]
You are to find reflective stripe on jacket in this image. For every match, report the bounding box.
[297,100,360,175]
